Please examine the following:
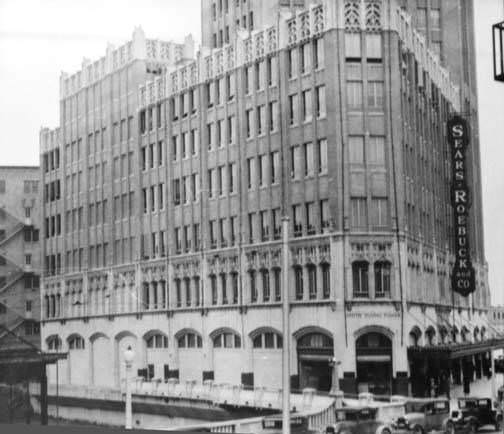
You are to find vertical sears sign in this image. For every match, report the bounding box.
[447,116,475,297]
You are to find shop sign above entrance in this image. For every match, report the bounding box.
[447,116,476,297]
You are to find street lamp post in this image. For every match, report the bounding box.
[124,345,135,430]
[281,216,291,434]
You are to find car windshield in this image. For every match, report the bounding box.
[478,400,490,408]
[344,411,358,420]
[459,400,477,409]
[405,402,426,413]
[359,410,375,420]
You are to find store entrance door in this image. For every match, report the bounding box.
[356,332,392,395]
[297,332,334,392]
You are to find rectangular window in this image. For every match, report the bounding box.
[227,73,235,100]
[304,142,314,177]
[207,123,214,149]
[345,33,361,59]
[269,101,278,132]
[367,81,384,109]
[371,198,388,227]
[158,141,163,166]
[368,136,386,165]
[300,42,311,74]
[260,210,269,241]
[230,216,237,246]
[306,202,315,234]
[291,145,301,179]
[247,157,255,189]
[248,213,255,243]
[366,34,382,59]
[417,7,427,28]
[173,180,180,205]
[158,183,164,210]
[351,198,367,228]
[289,94,298,125]
[347,81,363,109]
[208,169,214,198]
[271,151,279,184]
[257,105,265,135]
[316,85,326,118]
[318,139,328,174]
[245,66,252,94]
[259,154,267,187]
[320,199,330,229]
[191,129,198,155]
[288,48,297,78]
[209,220,216,248]
[246,109,253,138]
[270,208,280,239]
[227,116,234,144]
[302,89,312,122]
[193,224,200,250]
[292,204,302,237]
[349,136,365,164]
[430,9,441,28]
[314,37,325,69]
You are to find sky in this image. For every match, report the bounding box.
[0,0,503,302]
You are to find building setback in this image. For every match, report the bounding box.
[41,0,492,397]
[0,166,41,350]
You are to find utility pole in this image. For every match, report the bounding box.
[281,216,291,434]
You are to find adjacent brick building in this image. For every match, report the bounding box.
[40,0,492,397]
[0,166,41,350]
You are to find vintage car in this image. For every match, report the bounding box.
[390,398,451,433]
[445,397,502,433]
[325,406,394,434]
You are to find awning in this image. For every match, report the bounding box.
[0,348,67,366]
[408,338,504,361]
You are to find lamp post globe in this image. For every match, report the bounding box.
[124,345,134,365]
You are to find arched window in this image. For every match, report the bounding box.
[146,334,168,348]
[374,261,391,298]
[298,333,333,349]
[213,332,241,349]
[68,335,85,350]
[47,336,62,351]
[409,327,421,347]
[352,261,369,297]
[253,332,283,349]
[473,327,480,342]
[177,332,202,348]
[425,327,436,345]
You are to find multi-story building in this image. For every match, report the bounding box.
[0,167,41,350]
[41,0,493,398]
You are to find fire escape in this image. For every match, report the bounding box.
[0,203,39,341]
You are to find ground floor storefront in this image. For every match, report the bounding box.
[41,303,497,400]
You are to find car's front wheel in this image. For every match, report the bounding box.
[412,425,424,434]
[444,420,455,434]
